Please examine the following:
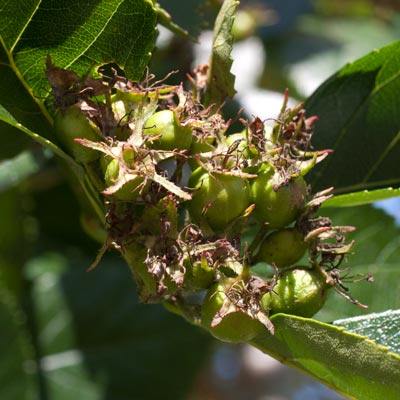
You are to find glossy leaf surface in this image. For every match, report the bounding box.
[306,40,400,194]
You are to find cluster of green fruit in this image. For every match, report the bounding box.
[46,59,360,342]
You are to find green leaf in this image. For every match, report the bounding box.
[0,0,158,97]
[0,1,159,223]
[305,40,400,194]
[287,17,399,98]
[204,0,238,108]
[0,0,159,167]
[0,105,67,159]
[28,252,211,399]
[250,314,400,400]
[0,46,53,148]
[333,309,400,355]
[323,187,400,207]
[0,1,159,161]
[0,0,159,152]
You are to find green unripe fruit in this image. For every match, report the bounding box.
[123,242,179,302]
[104,158,146,201]
[225,132,246,147]
[104,158,119,183]
[190,136,215,154]
[255,228,308,268]
[144,110,193,151]
[123,242,156,301]
[219,132,259,171]
[261,268,328,317]
[122,148,135,164]
[225,132,256,158]
[188,137,215,170]
[183,258,215,292]
[202,280,264,342]
[141,196,179,238]
[54,106,102,163]
[188,168,250,232]
[251,172,307,228]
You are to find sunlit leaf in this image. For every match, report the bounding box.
[334,309,400,355]
[306,40,400,194]
[0,0,158,97]
[204,0,238,108]
[323,187,400,207]
[250,314,400,400]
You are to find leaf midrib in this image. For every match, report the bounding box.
[64,0,125,70]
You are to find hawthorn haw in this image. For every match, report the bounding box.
[261,268,328,318]
[255,228,308,268]
[103,158,147,201]
[143,109,193,151]
[45,59,365,340]
[188,168,250,232]
[54,105,102,163]
[251,172,307,229]
[202,279,265,342]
